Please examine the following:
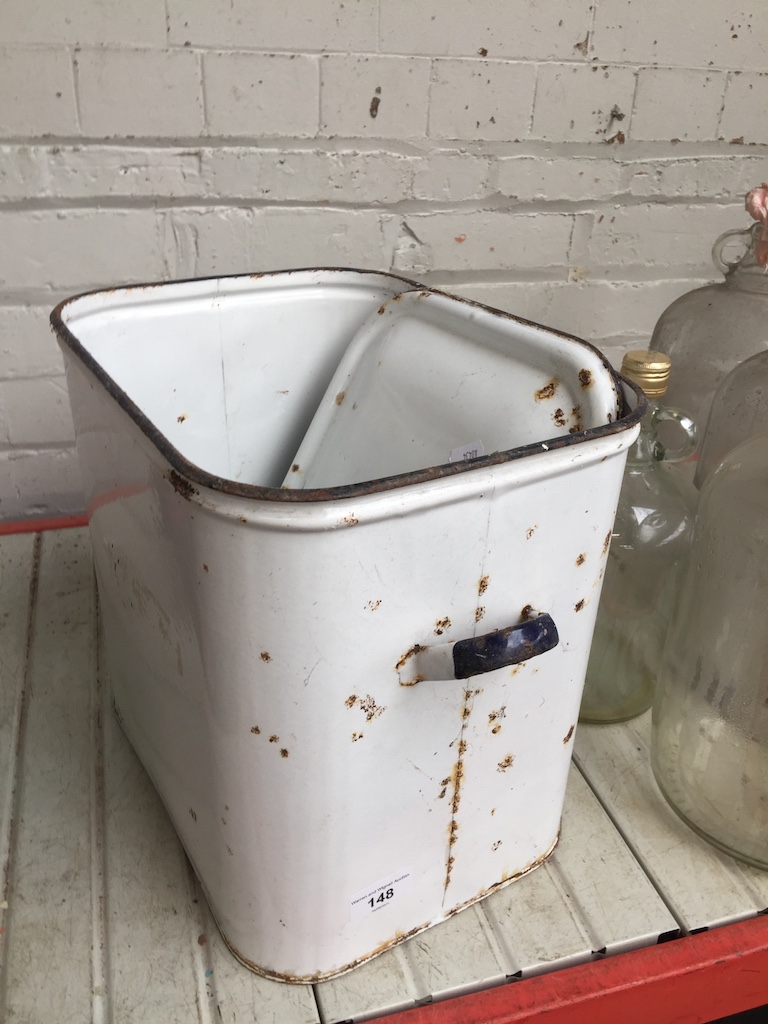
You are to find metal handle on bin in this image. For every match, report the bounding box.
[404,611,559,683]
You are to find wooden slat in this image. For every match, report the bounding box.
[315,945,421,1024]
[405,905,508,1003]
[574,714,768,932]
[482,853,594,979]
[0,533,37,882]
[1,529,97,1021]
[0,533,38,1013]
[550,765,679,955]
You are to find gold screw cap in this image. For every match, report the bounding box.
[620,349,671,396]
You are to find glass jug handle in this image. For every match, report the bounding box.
[712,228,753,274]
[655,407,698,463]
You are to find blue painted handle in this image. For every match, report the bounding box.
[452,613,559,679]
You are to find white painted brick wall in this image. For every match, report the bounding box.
[76,50,204,138]
[631,69,726,143]
[0,0,766,520]
[321,55,430,138]
[719,72,768,144]
[429,60,536,142]
[205,53,319,137]
[531,65,637,143]
[0,49,78,136]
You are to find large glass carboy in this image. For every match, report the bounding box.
[651,434,768,869]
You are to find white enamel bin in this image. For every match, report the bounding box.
[52,268,644,983]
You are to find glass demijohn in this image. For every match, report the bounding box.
[696,348,768,488]
[652,434,768,869]
[579,351,697,724]
[651,187,768,441]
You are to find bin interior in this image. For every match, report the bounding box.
[60,273,408,488]
[60,271,622,492]
[283,289,623,489]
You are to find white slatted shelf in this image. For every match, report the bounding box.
[574,715,768,933]
[0,527,764,1024]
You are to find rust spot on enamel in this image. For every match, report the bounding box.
[535,378,559,400]
[395,644,423,671]
[167,470,198,500]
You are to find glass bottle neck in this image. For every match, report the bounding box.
[724,226,768,294]
[628,395,666,465]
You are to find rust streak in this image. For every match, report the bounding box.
[563,724,575,745]
[444,691,472,893]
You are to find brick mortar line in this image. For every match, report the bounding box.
[0,200,745,223]
[1,42,763,73]
[2,138,766,157]
[0,270,718,307]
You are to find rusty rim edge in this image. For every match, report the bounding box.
[50,268,648,505]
